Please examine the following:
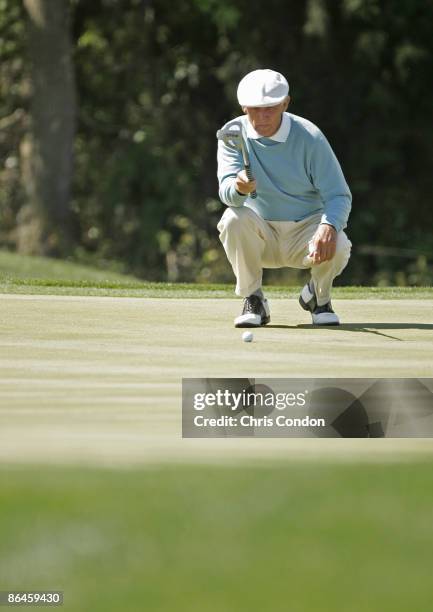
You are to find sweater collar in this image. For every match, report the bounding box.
[245,112,291,142]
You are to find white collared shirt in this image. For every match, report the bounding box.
[245,112,291,142]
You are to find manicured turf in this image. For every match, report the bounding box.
[0,253,432,610]
[1,463,433,612]
[0,294,432,465]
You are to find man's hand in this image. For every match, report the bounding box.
[235,170,257,195]
[310,224,337,264]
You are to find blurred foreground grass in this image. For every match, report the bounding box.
[1,463,433,612]
[0,250,431,298]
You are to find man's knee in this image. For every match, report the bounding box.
[329,231,351,271]
[217,206,257,235]
[335,231,352,259]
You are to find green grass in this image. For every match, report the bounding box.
[4,279,433,298]
[1,463,433,612]
[0,249,140,283]
[0,249,432,298]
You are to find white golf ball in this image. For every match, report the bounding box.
[242,331,254,343]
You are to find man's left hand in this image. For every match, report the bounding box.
[311,224,337,264]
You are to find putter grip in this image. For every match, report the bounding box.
[245,165,257,199]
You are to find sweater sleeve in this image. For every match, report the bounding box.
[217,139,247,207]
[309,133,352,232]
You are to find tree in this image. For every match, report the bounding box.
[21,0,76,255]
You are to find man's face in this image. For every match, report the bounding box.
[242,97,290,137]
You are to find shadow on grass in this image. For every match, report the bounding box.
[266,322,433,341]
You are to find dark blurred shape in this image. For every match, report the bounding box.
[309,387,370,437]
[21,0,77,256]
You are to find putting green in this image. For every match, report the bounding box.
[0,294,432,465]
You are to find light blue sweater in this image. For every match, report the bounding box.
[217,112,351,232]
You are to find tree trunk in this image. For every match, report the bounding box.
[21,0,76,255]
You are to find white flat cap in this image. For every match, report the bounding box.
[237,69,289,107]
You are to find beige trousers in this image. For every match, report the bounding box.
[217,206,351,305]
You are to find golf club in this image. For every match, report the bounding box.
[216,121,257,199]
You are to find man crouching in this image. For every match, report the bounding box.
[216,69,352,326]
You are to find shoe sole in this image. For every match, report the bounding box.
[312,313,340,326]
[234,316,271,328]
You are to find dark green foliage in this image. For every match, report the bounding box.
[1,0,432,284]
[0,0,27,244]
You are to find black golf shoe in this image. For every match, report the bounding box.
[234,295,270,328]
[299,281,340,325]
